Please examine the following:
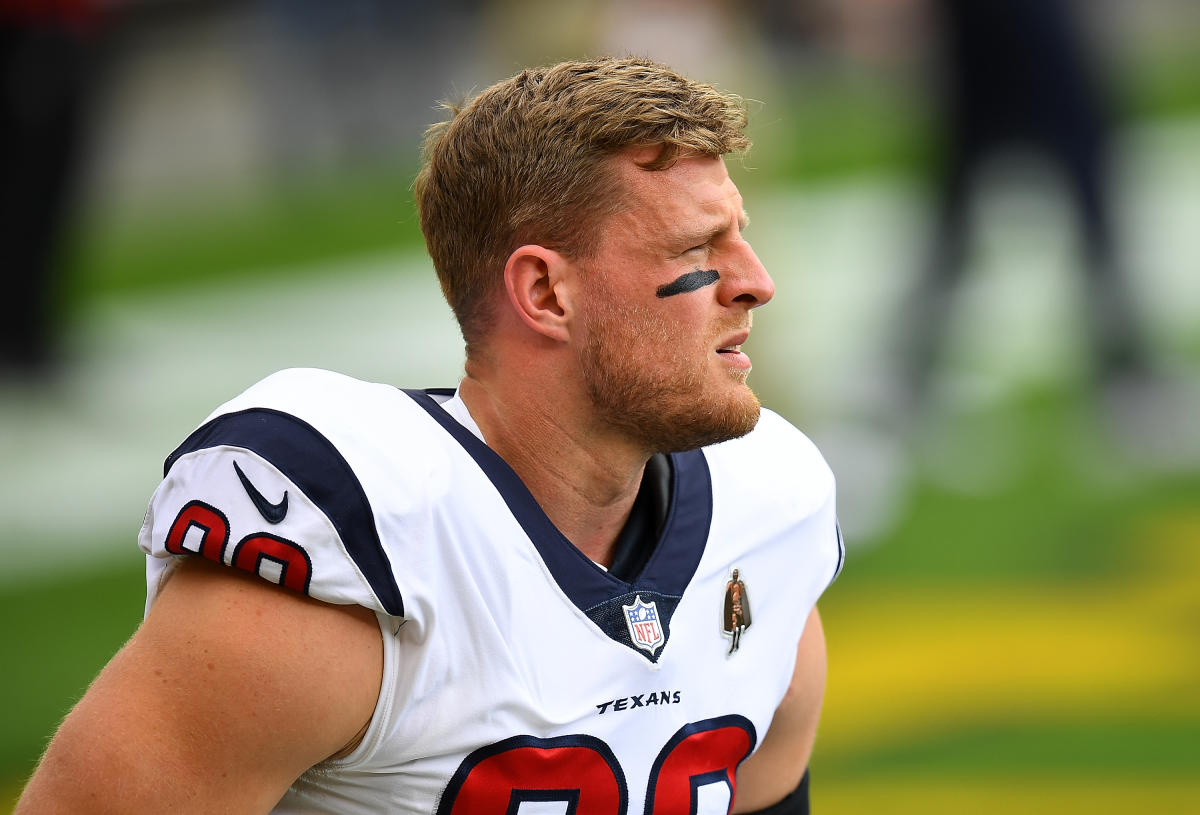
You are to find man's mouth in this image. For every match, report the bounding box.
[716,330,750,354]
[715,330,753,371]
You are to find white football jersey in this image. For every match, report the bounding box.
[139,368,844,814]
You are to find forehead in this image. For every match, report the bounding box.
[606,149,743,234]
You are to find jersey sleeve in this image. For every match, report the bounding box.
[138,400,405,621]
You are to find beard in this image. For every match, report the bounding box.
[579,299,761,453]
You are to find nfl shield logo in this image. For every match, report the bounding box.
[623,595,664,656]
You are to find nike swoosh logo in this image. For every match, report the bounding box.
[233,461,288,524]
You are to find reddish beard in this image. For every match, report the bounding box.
[579,299,761,453]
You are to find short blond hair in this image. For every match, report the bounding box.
[414,56,751,354]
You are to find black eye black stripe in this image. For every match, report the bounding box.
[656,269,720,298]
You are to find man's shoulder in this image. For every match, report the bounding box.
[702,406,835,505]
[709,407,828,469]
[703,408,843,593]
[142,369,448,618]
[218,367,394,416]
[198,368,440,452]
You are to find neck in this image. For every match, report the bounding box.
[457,366,649,567]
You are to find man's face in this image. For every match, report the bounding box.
[576,149,775,453]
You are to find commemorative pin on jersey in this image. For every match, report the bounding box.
[139,368,845,814]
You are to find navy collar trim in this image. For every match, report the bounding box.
[402,389,713,613]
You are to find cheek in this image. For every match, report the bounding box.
[642,309,693,351]
[663,305,712,348]
[588,292,706,354]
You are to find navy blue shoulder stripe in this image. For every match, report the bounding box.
[164,407,404,617]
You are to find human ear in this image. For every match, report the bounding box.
[503,244,574,342]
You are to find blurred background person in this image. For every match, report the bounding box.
[0,0,109,378]
[249,0,486,177]
[896,0,1152,416]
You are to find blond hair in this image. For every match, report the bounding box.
[414,56,751,354]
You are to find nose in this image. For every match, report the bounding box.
[719,240,774,309]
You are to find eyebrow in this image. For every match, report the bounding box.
[656,269,721,298]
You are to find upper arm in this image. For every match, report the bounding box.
[732,606,826,813]
[15,556,383,815]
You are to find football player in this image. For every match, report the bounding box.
[17,57,843,814]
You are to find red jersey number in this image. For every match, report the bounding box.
[437,716,755,815]
[165,502,311,594]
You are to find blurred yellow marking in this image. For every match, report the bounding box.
[1,780,24,815]
[818,509,1200,752]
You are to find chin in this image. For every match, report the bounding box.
[650,387,762,453]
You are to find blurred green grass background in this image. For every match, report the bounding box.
[4,21,1200,814]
